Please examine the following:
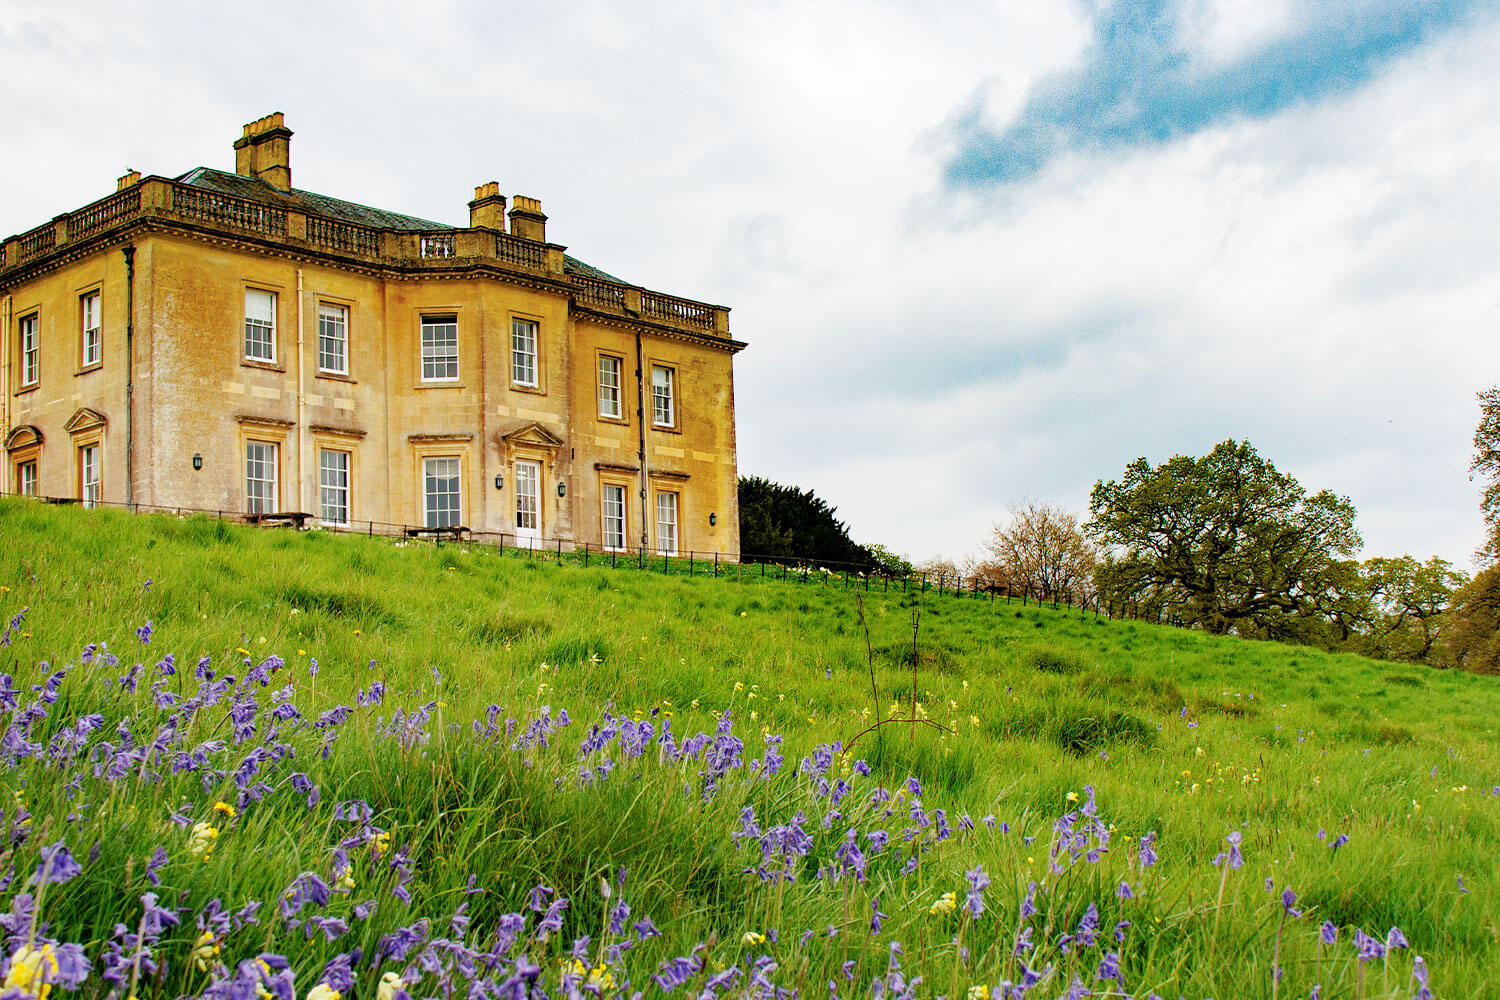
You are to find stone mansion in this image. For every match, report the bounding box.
[1,114,744,557]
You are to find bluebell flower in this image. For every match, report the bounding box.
[1320,922,1338,946]
[35,841,82,884]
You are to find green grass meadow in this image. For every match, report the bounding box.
[1,497,1497,998]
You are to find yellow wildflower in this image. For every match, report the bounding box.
[741,931,766,946]
[372,830,392,859]
[377,972,407,1000]
[929,892,957,916]
[307,985,342,1000]
[188,821,218,857]
[353,629,362,636]
[1065,791,1078,803]
[213,801,237,818]
[4,943,56,997]
[192,930,221,972]
[968,987,988,1000]
[734,682,744,692]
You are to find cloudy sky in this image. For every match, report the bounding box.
[4,0,1499,568]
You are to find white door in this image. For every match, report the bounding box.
[515,460,541,547]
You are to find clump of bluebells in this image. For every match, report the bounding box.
[0,619,1451,999]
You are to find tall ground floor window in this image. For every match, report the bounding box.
[246,441,278,514]
[17,461,37,498]
[424,457,461,527]
[320,450,350,526]
[656,490,678,557]
[79,445,101,509]
[602,483,626,551]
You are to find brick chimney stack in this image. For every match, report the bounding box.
[508,196,547,242]
[469,182,507,231]
[233,113,294,192]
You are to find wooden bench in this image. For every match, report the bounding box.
[404,525,470,542]
[244,511,312,529]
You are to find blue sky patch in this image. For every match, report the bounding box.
[943,0,1480,187]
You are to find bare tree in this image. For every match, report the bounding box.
[985,501,1099,602]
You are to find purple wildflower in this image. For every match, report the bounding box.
[1353,927,1386,962]
[1320,922,1338,946]
[870,897,888,933]
[35,841,82,884]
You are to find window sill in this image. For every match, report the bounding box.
[316,371,357,384]
[510,383,546,396]
[75,363,103,377]
[651,423,683,435]
[416,380,467,390]
[597,414,629,427]
[13,384,39,396]
[242,359,286,374]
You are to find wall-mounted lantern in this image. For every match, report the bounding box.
[556,481,567,498]
[494,472,504,490]
[192,453,203,471]
[709,512,718,526]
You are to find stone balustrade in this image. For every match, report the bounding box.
[1,178,731,341]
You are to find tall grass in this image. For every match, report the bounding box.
[1,498,1496,998]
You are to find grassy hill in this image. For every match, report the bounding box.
[1,497,1497,998]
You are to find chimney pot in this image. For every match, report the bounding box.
[233,112,294,192]
[468,181,507,232]
[508,195,547,242]
[117,170,142,192]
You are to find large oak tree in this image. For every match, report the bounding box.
[1087,440,1360,635]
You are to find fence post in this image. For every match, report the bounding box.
[714,551,719,578]
[689,551,694,576]
[921,573,927,594]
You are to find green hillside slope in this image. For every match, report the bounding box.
[1,498,1496,998]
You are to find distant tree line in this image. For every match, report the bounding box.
[740,399,1500,675]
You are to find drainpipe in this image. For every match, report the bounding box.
[123,245,135,509]
[296,267,306,513]
[1,294,11,453]
[635,329,649,548]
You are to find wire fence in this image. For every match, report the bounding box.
[4,493,1181,625]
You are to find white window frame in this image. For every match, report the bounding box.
[598,354,623,419]
[245,441,279,514]
[602,483,626,551]
[317,302,348,375]
[19,313,39,387]
[420,315,459,382]
[651,364,675,428]
[79,445,100,509]
[244,289,277,363]
[319,449,350,526]
[81,292,101,368]
[17,461,37,498]
[423,456,461,528]
[511,318,538,387]
[656,490,678,557]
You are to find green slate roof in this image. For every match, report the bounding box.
[175,167,629,285]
